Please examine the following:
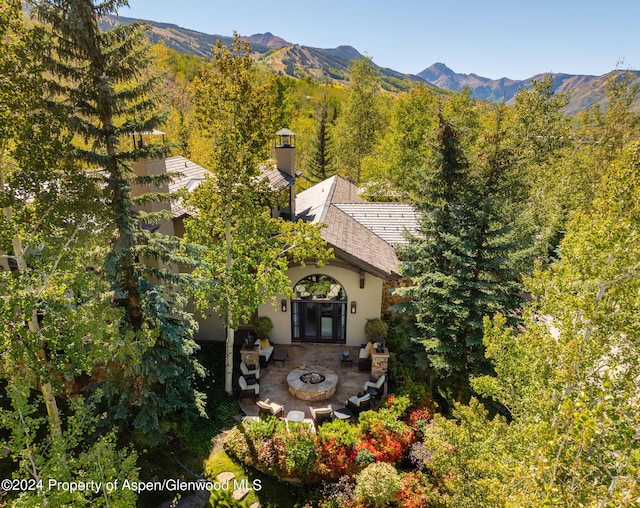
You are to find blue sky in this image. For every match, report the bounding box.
[121,0,639,80]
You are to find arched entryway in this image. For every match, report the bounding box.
[291,274,347,343]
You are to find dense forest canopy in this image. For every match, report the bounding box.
[1,3,639,505]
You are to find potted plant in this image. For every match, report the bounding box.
[252,316,273,340]
[365,318,388,351]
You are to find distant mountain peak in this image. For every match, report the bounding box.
[100,14,430,93]
[243,33,291,48]
[430,62,454,73]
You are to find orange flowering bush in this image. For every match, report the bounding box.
[356,420,415,463]
[316,438,359,480]
[396,472,435,508]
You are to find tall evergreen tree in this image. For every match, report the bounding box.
[307,100,335,184]
[394,108,525,401]
[394,113,472,397]
[31,0,204,445]
[462,105,526,379]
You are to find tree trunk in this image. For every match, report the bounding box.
[0,209,62,439]
[224,210,234,396]
[225,326,234,397]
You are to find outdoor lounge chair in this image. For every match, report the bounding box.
[309,405,333,428]
[259,339,274,367]
[364,373,386,395]
[256,399,285,418]
[346,392,371,416]
[359,343,373,371]
[240,361,260,379]
[238,375,259,399]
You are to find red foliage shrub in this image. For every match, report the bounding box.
[396,472,433,508]
[317,437,359,480]
[407,407,433,428]
[356,421,415,464]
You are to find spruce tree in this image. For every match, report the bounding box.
[463,105,525,379]
[31,0,204,445]
[307,101,335,184]
[394,109,524,401]
[394,112,472,397]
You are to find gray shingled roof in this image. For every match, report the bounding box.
[167,157,297,218]
[334,203,420,246]
[296,176,419,279]
[259,162,300,190]
[166,156,211,218]
[165,157,419,279]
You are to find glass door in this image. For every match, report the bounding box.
[291,275,347,344]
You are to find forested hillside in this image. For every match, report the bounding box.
[2,1,639,506]
[101,12,639,113]
[100,13,427,93]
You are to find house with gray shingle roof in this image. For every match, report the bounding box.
[133,131,419,346]
[257,135,419,347]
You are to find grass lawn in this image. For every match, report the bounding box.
[205,444,304,508]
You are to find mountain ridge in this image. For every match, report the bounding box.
[418,63,640,114]
[99,14,639,113]
[99,14,427,93]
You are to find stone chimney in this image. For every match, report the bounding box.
[274,128,296,219]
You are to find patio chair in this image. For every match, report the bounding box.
[309,405,333,428]
[238,375,259,400]
[240,361,260,380]
[256,399,284,418]
[364,373,386,395]
[259,339,274,367]
[359,342,373,371]
[346,392,371,416]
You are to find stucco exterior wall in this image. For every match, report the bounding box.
[258,261,383,347]
[191,303,226,341]
[131,158,176,237]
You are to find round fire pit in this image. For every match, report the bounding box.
[300,372,325,384]
[287,366,338,401]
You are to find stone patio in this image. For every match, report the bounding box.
[239,344,371,418]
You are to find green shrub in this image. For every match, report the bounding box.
[285,432,318,476]
[317,418,361,448]
[365,318,388,342]
[355,462,401,506]
[358,395,411,434]
[384,394,412,419]
[244,414,282,441]
[252,316,273,339]
[355,448,375,466]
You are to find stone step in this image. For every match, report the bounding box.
[216,471,235,483]
[232,488,250,501]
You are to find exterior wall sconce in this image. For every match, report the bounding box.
[281,299,287,312]
[350,301,357,314]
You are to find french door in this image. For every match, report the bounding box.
[292,300,346,343]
